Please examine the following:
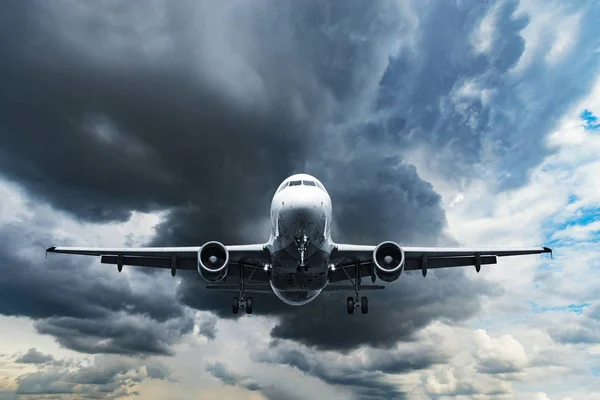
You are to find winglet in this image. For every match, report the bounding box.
[543,246,553,259]
[45,246,56,260]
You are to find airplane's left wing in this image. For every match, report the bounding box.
[46,243,271,281]
[328,243,552,282]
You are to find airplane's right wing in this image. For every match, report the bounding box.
[328,243,552,283]
[47,242,271,282]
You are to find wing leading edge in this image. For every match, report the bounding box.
[46,244,271,281]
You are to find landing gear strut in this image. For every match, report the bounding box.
[295,234,310,272]
[342,263,368,314]
[232,266,253,315]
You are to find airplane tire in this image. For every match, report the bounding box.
[246,297,253,315]
[232,297,239,314]
[361,296,368,314]
[347,297,354,314]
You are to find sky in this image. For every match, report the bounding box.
[0,0,599,399]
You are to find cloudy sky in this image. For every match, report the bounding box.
[1,0,599,398]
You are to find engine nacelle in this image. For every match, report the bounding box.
[373,241,405,282]
[198,241,229,283]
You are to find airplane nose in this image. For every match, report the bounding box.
[291,196,317,214]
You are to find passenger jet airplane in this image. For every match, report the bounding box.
[47,173,552,315]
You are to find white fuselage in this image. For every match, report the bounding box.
[265,174,334,305]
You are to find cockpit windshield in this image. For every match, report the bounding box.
[277,179,327,193]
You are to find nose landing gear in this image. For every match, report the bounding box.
[295,234,310,272]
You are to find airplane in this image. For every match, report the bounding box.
[46,173,552,315]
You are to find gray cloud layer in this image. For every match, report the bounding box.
[14,348,54,365]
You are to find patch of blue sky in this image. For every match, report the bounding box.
[543,207,600,239]
[581,109,600,131]
[592,366,600,377]
[536,262,560,271]
[560,207,599,227]
[528,301,590,315]
[568,194,579,204]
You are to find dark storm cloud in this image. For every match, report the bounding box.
[248,338,450,400]
[0,203,194,355]
[34,314,193,356]
[14,348,54,365]
[0,0,307,231]
[0,0,409,237]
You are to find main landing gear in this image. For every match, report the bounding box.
[342,263,369,315]
[232,265,253,315]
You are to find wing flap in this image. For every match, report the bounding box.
[404,255,497,270]
[100,255,197,270]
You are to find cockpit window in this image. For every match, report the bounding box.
[276,182,289,193]
[277,179,327,192]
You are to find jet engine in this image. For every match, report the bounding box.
[198,241,229,282]
[373,241,405,282]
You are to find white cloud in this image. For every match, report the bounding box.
[471,1,501,54]
[551,220,600,242]
[533,393,551,400]
[545,12,581,66]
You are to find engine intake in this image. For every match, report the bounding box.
[373,241,404,282]
[198,241,229,282]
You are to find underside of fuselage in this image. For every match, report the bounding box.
[269,248,328,305]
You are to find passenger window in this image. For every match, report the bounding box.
[303,180,316,186]
[289,180,302,186]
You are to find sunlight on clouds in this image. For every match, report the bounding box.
[512,0,582,73]
[471,1,501,54]
[0,349,172,400]
[545,12,581,65]
[0,317,80,363]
